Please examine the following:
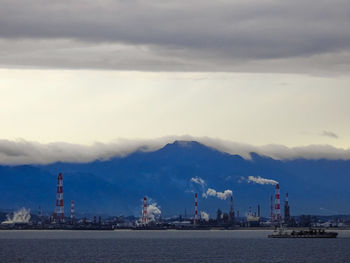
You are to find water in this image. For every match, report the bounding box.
[1,230,350,263]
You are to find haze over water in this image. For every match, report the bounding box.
[1,230,350,263]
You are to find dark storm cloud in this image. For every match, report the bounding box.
[0,0,349,72]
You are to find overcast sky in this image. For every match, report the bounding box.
[0,0,350,163]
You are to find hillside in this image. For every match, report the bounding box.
[0,141,349,218]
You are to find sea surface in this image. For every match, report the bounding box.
[1,230,350,263]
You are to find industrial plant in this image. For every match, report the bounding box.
[1,173,349,230]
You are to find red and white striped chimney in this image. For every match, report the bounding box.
[55,173,64,223]
[194,193,198,225]
[274,184,281,223]
[142,196,148,224]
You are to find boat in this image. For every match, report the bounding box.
[268,227,338,238]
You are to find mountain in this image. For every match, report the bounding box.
[0,140,349,218]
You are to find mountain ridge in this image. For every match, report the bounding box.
[0,140,349,217]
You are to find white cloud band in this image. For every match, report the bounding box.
[1,136,350,165]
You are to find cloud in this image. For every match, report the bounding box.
[321,130,338,139]
[0,137,178,165]
[2,136,350,165]
[197,137,350,161]
[203,188,232,200]
[0,0,349,74]
[248,176,278,185]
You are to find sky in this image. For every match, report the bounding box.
[1,0,350,163]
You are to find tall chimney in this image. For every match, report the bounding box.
[142,196,148,224]
[274,184,281,223]
[55,173,64,223]
[71,200,75,224]
[37,206,42,224]
[284,192,291,224]
[229,195,235,222]
[194,193,198,225]
[270,195,274,222]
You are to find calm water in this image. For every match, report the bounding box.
[1,230,350,263]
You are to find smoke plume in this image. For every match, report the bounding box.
[248,176,278,185]
[190,176,206,188]
[1,208,31,224]
[146,203,161,222]
[200,211,210,222]
[202,188,232,200]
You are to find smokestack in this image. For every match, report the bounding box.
[142,196,148,224]
[55,173,64,223]
[229,195,235,222]
[270,195,274,222]
[194,193,198,225]
[37,206,42,219]
[258,204,260,218]
[274,184,281,223]
[71,200,75,224]
[284,193,291,225]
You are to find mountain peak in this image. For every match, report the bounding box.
[160,140,215,153]
[172,140,202,147]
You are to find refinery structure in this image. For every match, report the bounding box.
[1,172,349,230]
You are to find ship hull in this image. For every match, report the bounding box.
[268,234,337,238]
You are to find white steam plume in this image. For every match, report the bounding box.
[248,176,278,185]
[200,211,210,222]
[216,190,233,200]
[203,188,232,200]
[1,208,31,224]
[190,176,206,188]
[2,136,350,165]
[204,188,217,198]
[146,203,161,222]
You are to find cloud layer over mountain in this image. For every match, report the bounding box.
[2,136,350,165]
